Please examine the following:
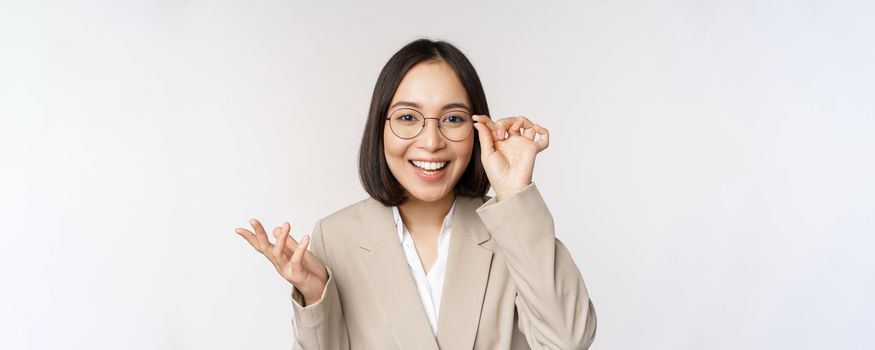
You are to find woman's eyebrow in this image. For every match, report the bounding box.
[390,101,471,112]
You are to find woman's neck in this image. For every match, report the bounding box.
[398,192,455,232]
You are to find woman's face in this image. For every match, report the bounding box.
[383,60,475,203]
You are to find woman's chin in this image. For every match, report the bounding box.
[406,188,451,203]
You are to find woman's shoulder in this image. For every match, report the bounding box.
[320,196,376,225]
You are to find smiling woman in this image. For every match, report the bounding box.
[381,60,477,204]
[360,40,491,208]
[235,38,597,349]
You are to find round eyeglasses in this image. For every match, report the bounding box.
[385,108,474,142]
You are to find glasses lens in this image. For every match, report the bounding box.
[439,111,474,141]
[389,109,424,139]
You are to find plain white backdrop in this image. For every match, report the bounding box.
[1,0,873,349]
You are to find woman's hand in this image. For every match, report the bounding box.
[235,219,328,306]
[472,115,549,201]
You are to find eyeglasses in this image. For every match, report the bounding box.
[385,108,474,142]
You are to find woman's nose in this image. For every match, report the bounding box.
[418,119,445,150]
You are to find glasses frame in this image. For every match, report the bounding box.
[385,108,475,142]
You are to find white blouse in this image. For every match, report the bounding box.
[390,202,455,336]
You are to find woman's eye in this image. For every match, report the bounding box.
[444,115,466,124]
[399,114,416,122]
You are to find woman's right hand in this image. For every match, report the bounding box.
[235,219,329,306]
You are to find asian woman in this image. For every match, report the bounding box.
[235,38,597,349]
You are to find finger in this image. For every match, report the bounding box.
[474,114,500,140]
[249,219,274,253]
[533,125,549,152]
[494,117,520,140]
[523,125,536,140]
[281,222,298,253]
[276,222,292,256]
[277,223,323,271]
[271,225,286,258]
[516,116,536,136]
[271,222,293,255]
[509,117,526,136]
[488,117,507,140]
[234,228,260,250]
[493,117,514,129]
[502,116,523,136]
[496,116,534,137]
[473,115,496,154]
[291,234,311,266]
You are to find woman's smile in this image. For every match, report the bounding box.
[409,159,450,181]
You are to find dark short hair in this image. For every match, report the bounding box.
[358,38,491,206]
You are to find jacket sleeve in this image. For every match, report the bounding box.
[290,219,350,350]
[476,183,597,349]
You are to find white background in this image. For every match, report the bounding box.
[1,0,873,349]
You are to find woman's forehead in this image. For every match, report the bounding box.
[391,61,470,110]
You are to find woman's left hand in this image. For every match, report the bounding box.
[472,115,549,201]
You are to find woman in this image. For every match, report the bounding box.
[235,39,597,349]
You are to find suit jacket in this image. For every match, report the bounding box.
[290,183,597,349]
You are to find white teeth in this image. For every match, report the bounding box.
[411,160,447,171]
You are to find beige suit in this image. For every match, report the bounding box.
[291,183,597,349]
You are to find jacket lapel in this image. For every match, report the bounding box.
[436,196,494,349]
[358,198,440,350]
